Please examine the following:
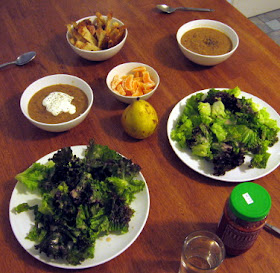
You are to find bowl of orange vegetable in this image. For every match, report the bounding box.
[106,62,160,104]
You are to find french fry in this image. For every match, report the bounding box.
[71,28,87,44]
[111,26,126,47]
[95,12,106,28]
[82,41,100,51]
[77,23,97,45]
[67,11,126,51]
[105,12,113,32]
[96,28,107,49]
[86,24,96,36]
[75,40,86,49]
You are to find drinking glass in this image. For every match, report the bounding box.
[179,230,225,273]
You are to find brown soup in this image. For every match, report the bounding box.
[181,27,232,56]
[28,84,88,124]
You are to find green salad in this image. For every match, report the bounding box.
[171,87,280,176]
[15,140,145,265]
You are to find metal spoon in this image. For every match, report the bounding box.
[265,223,280,236]
[0,51,36,69]
[156,4,214,13]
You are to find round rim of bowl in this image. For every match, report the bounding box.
[66,15,128,53]
[20,74,94,128]
[176,19,239,59]
[106,62,160,99]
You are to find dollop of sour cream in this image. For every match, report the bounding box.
[42,92,76,116]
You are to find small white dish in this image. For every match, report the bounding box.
[167,88,280,182]
[106,62,160,104]
[9,145,150,269]
[20,74,94,132]
[66,15,127,61]
[176,20,239,66]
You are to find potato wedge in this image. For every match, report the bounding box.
[67,11,126,51]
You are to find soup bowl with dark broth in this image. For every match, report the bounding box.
[21,74,94,132]
[177,19,239,66]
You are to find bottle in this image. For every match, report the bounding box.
[216,182,271,256]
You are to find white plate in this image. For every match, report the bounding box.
[167,88,280,182]
[9,145,150,269]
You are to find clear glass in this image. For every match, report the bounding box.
[179,230,225,273]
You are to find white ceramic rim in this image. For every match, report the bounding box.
[106,62,160,99]
[176,19,239,59]
[66,15,128,53]
[9,145,150,269]
[167,88,280,182]
[20,74,94,128]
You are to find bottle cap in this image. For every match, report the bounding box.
[229,182,271,222]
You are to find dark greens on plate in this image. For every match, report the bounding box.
[15,140,145,265]
[171,87,279,176]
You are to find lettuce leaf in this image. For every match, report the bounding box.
[15,161,54,191]
[171,88,280,175]
[14,140,144,265]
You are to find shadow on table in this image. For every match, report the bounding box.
[2,93,63,142]
[129,220,218,272]
[3,176,218,273]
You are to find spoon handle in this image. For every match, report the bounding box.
[265,223,280,236]
[0,61,15,68]
[177,7,214,12]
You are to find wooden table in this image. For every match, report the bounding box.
[1,0,279,272]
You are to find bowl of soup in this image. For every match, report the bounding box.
[176,19,239,66]
[20,74,94,132]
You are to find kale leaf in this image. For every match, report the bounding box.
[15,140,144,265]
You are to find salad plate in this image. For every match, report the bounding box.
[167,88,280,182]
[9,145,150,269]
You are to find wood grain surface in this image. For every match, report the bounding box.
[0,0,279,272]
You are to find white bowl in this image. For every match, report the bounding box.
[176,19,239,66]
[66,15,128,61]
[106,62,160,104]
[20,74,94,132]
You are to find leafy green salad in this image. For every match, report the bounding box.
[14,140,145,265]
[171,87,280,176]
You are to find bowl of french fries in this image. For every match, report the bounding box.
[106,62,160,104]
[66,12,127,61]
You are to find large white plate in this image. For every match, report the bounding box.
[9,145,150,269]
[167,88,280,182]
